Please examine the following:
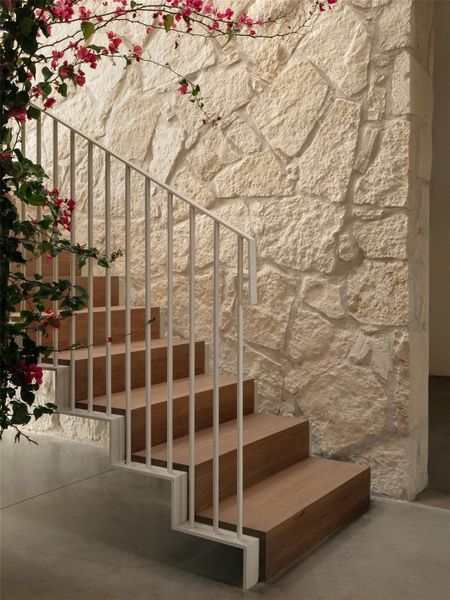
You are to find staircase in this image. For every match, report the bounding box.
[18,111,370,588]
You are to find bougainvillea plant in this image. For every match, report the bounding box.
[0,0,338,442]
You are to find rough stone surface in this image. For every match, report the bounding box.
[32,0,432,500]
[378,0,413,52]
[188,128,240,180]
[348,261,409,326]
[244,269,297,350]
[298,364,388,454]
[344,437,416,499]
[248,61,328,157]
[354,213,408,259]
[296,98,360,202]
[302,277,345,319]
[288,309,354,364]
[391,51,433,118]
[252,197,345,272]
[214,151,293,197]
[225,119,262,154]
[300,4,371,96]
[354,120,411,207]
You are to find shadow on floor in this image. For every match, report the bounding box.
[416,376,450,510]
[2,430,450,600]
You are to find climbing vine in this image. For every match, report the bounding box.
[0,0,338,442]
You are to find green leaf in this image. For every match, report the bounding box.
[59,82,68,97]
[81,21,95,41]
[27,105,41,120]
[42,66,53,81]
[163,14,174,32]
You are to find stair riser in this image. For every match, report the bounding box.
[191,421,310,512]
[36,307,160,350]
[73,342,205,402]
[129,380,255,453]
[14,276,120,311]
[262,469,370,580]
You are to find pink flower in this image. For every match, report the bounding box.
[178,83,189,95]
[133,44,143,61]
[44,97,56,109]
[14,360,44,387]
[8,107,27,123]
[79,6,91,21]
[75,70,86,86]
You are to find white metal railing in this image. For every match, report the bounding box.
[22,109,258,543]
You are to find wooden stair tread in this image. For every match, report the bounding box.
[11,305,148,318]
[196,457,370,533]
[80,374,241,411]
[57,338,190,361]
[133,414,307,466]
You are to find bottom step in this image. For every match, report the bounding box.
[196,457,370,581]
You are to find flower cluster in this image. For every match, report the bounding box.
[9,361,44,387]
[50,189,76,232]
[41,308,62,330]
[319,0,338,11]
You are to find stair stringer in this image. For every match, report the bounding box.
[47,364,260,590]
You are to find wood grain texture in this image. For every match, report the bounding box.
[54,338,205,401]
[196,457,370,580]
[77,375,255,452]
[13,276,120,311]
[13,251,81,277]
[134,414,310,511]
[14,305,160,350]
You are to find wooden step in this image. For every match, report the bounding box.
[133,414,310,512]
[77,374,255,452]
[14,275,120,310]
[196,457,370,580]
[15,306,160,350]
[12,251,81,277]
[54,338,205,401]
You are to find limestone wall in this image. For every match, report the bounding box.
[31,0,434,499]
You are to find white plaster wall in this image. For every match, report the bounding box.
[430,0,450,376]
[28,0,434,499]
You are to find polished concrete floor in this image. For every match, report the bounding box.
[416,376,450,510]
[1,430,450,600]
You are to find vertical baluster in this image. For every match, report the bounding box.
[145,178,152,468]
[125,166,132,463]
[87,141,94,411]
[36,117,42,348]
[188,206,196,526]
[236,237,244,539]
[213,222,220,532]
[167,192,174,474]
[19,123,26,313]
[105,153,112,417]
[52,120,59,367]
[69,130,76,410]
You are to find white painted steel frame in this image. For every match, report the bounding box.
[105,152,112,417]
[87,141,94,411]
[30,109,261,589]
[167,192,174,474]
[145,177,152,469]
[52,120,59,366]
[36,118,43,347]
[69,130,76,411]
[125,165,132,463]
[188,206,196,526]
